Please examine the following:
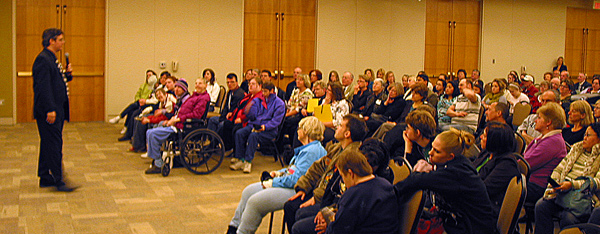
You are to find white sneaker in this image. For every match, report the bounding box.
[230,157,240,164]
[140,153,148,158]
[243,162,252,174]
[109,116,121,124]
[230,161,244,170]
[120,127,127,134]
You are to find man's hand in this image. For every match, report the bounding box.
[288,191,306,201]
[139,99,146,106]
[46,111,56,124]
[314,212,328,234]
[141,117,150,124]
[234,118,242,124]
[66,63,73,73]
[300,197,315,208]
[226,112,233,119]
[414,159,433,173]
[154,109,163,116]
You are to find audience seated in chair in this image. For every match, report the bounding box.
[284,67,302,102]
[360,78,387,120]
[224,77,263,156]
[320,82,350,145]
[207,73,245,151]
[260,70,285,101]
[438,80,460,130]
[506,83,530,114]
[226,117,327,234]
[365,82,406,137]
[283,114,367,233]
[202,68,220,112]
[319,150,399,234]
[473,122,520,217]
[535,123,600,234]
[563,100,594,145]
[443,78,482,134]
[144,78,210,174]
[523,102,567,206]
[109,70,157,126]
[518,89,560,144]
[290,138,394,234]
[281,74,314,148]
[130,88,176,152]
[415,73,439,107]
[240,69,257,94]
[394,128,497,234]
[389,110,437,166]
[351,75,372,115]
[230,81,285,174]
[341,71,355,102]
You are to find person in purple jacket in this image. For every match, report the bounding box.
[231,81,286,173]
[144,78,210,174]
[523,102,567,204]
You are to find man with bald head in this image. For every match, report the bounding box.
[342,71,355,101]
[574,72,591,94]
[285,67,302,101]
[517,89,561,144]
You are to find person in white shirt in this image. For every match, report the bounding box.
[203,68,220,112]
[506,83,530,114]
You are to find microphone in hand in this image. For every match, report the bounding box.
[64,52,72,75]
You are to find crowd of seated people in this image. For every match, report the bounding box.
[112,63,600,233]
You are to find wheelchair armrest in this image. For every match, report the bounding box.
[183,118,206,132]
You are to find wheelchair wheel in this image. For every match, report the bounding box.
[180,128,224,174]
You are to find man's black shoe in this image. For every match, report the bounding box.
[39,180,56,188]
[56,184,79,192]
[145,166,161,174]
[118,136,131,142]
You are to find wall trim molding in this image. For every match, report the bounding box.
[0,117,14,125]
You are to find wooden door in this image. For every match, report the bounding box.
[16,0,105,122]
[425,0,480,78]
[585,10,600,76]
[243,0,316,91]
[565,7,587,76]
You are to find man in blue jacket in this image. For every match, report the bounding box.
[231,82,285,173]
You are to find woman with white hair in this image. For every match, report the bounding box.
[227,116,327,234]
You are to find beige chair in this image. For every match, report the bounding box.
[206,85,226,118]
[497,174,527,234]
[559,223,600,233]
[389,158,411,184]
[399,190,425,234]
[512,101,532,127]
[514,132,526,154]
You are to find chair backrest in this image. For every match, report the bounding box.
[512,102,532,126]
[398,190,425,234]
[476,104,486,133]
[497,174,527,234]
[390,159,411,184]
[513,153,531,182]
[559,223,600,234]
[514,132,526,154]
[215,85,226,111]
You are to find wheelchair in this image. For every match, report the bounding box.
[159,116,225,177]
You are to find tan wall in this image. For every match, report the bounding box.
[316,0,426,78]
[0,0,14,121]
[480,0,593,83]
[106,0,244,116]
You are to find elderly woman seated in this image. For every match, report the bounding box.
[227,117,327,234]
[563,100,594,145]
[535,122,600,234]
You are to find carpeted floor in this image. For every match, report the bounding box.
[0,122,285,233]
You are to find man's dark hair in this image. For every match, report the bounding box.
[160,71,171,78]
[226,73,238,82]
[360,138,390,177]
[261,70,272,77]
[343,114,368,142]
[405,110,436,140]
[262,81,275,92]
[42,28,63,47]
[484,122,515,155]
[494,102,510,122]
[417,74,429,82]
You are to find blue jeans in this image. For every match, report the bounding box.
[146,126,176,167]
[229,182,296,234]
[534,198,583,234]
[234,125,276,162]
[207,116,222,132]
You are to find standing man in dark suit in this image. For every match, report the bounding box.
[33,28,77,192]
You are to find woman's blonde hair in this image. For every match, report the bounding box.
[299,74,312,89]
[537,102,566,130]
[298,116,325,141]
[436,128,475,156]
[570,100,594,126]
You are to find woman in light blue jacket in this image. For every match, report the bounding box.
[227,116,327,234]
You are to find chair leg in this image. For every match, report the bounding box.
[268,211,274,234]
[281,214,286,234]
